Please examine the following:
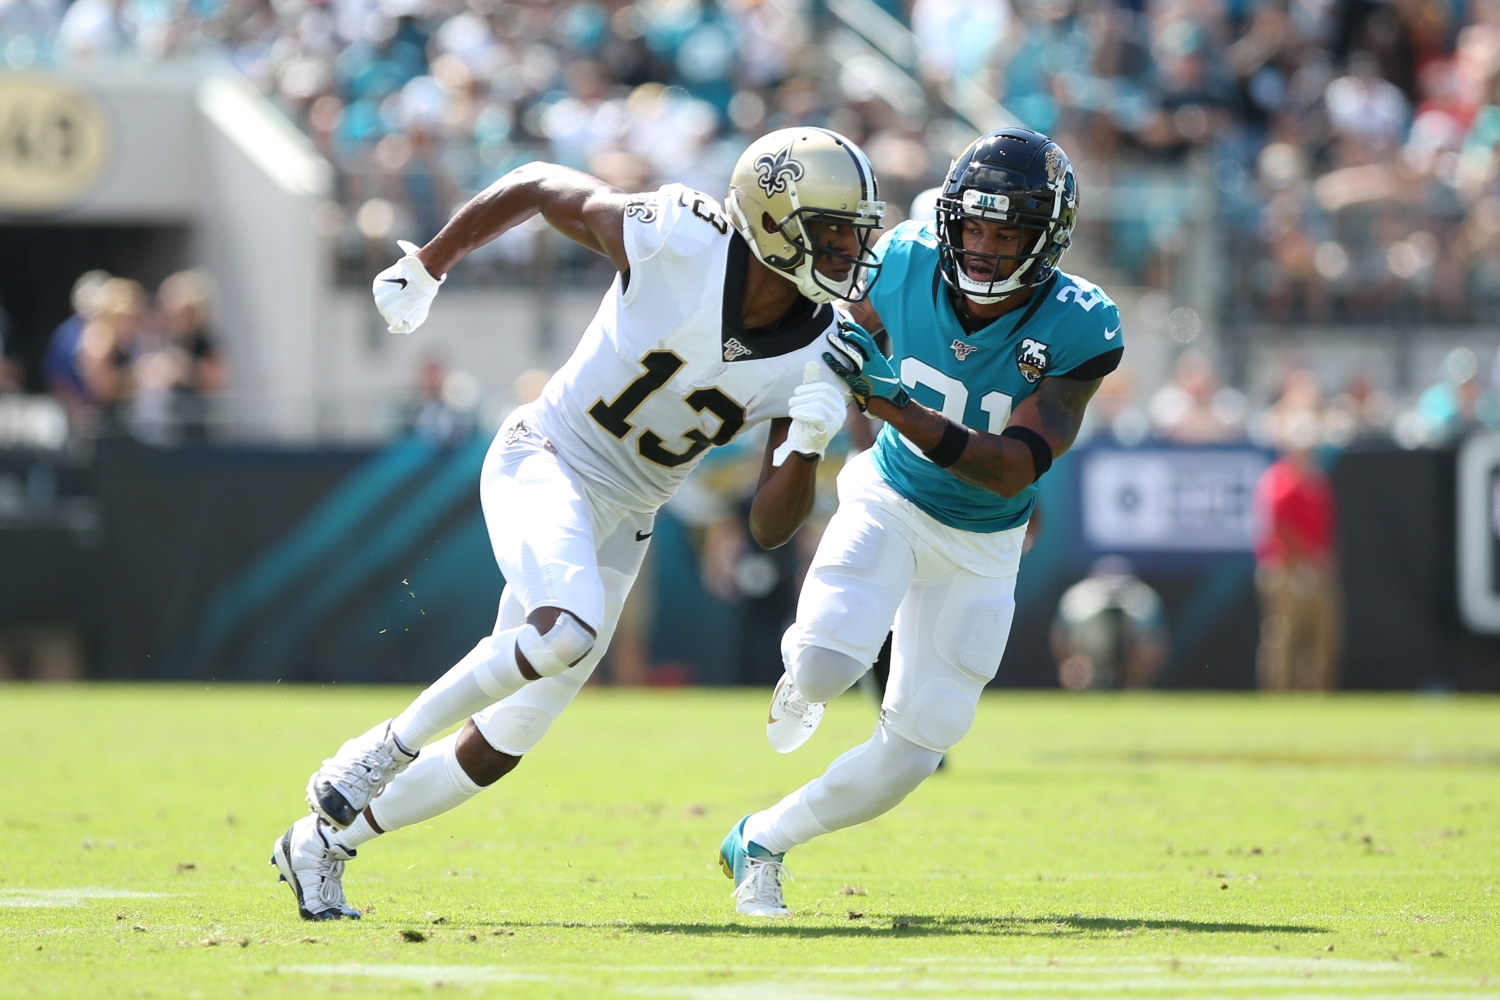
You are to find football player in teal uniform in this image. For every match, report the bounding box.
[719,128,1124,916]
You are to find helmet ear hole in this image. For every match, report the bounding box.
[762,212,780,235]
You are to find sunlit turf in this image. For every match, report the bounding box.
[1,685,1497,998]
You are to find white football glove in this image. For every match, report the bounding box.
[372,240,445,334]
[772,364,850,466]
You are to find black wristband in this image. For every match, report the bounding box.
[924,419,970,468]
[1000,425,1053,481]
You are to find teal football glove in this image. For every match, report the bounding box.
[823,321,910,411]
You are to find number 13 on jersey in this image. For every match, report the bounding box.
[588,350,746,468]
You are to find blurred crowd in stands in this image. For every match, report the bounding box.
[4,0,1500,445]
[40,269,223,444]
[7,0,1500,686]
[4,0,1500,320]
[1081,339,1500,448]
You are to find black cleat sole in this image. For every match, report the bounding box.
[311,909,357,921]
[309,779,359,829]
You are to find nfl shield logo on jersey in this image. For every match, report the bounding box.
[950,339,978,362]
[1016,338,1050,382]
[723,338,754,362]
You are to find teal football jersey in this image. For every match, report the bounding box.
[867,221,1123,533]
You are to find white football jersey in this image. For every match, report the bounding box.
[521,184,846,513]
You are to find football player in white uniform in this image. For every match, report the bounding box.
[270,127,886,920]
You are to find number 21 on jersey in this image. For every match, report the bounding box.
[897,358,1012,460]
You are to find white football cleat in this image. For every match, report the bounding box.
[766,673,824,754]
[720,814,792,917]
[270,814,361,921]
[734,855,792,918]
[306,719,418,829]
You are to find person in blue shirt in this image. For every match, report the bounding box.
[719,128,1124,916]
[43,270,111,414]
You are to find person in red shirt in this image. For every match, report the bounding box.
[1252,413,1341,691]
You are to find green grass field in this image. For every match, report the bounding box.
[1,685,1497,998]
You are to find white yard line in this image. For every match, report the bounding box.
[0,888,176,907]
[273,956,1495,1000]
[277,964,559,985]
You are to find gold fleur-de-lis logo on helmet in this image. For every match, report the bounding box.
[754,144,805,198]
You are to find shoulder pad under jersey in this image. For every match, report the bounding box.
[623,183,733,265]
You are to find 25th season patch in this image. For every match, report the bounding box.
[1016,338,1050,382]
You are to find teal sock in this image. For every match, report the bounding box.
[746,839,784,861]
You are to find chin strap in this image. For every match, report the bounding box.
[957,255,1040,303]
[962,287,1018,307]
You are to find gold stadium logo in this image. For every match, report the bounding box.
[0,75,112,213]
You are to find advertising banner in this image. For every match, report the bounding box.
[1080,447,1271,552]
[1457,432,1500,633]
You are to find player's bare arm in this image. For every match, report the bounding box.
[417,163,631,275]
[371,164,630,335]
[867,373,1101,498]
[749,417,819,549]
[376,163,634,678]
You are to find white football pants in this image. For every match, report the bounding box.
[352,423,651,844]
[744,450,1024,855]
[466,422,653,755]
[444,420,651,751]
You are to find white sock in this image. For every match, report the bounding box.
[745,724,942,855]
[334,812,381,850]
[743,786,827,856]
[358,732,482,835]
[391,628,528,748]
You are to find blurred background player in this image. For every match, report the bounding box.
[271,126,882,921]
[719,128,1124,917]
[1050,556,1168,691]
[1253,411,1342,692]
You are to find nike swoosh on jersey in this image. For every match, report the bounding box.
[867,373,902,385]
[384,277,409,288]
[1104,325,1120,340]
[635,529,653,541]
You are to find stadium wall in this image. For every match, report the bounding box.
[312,286,602,440]
[5,438,1495,690]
